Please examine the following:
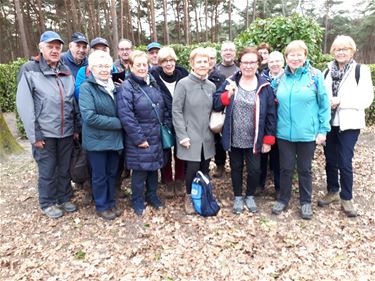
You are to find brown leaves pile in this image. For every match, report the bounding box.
[0,129,374,280]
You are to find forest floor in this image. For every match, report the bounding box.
[0,113,374,281]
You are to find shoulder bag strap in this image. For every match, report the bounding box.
[138,86,162,125]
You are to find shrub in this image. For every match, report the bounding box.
[235,13,330,69]
[0,58,27,112]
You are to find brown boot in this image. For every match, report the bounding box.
[184,195,196,215]
[318,192,340,207]
[341,199,357,217]
[213,165,225,178]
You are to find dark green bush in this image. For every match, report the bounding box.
[0,58,27,112]
[235,13,330,69]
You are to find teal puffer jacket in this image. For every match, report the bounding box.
[79,74,123,152]
[272,60,330,142]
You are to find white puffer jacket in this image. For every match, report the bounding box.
[324,61,374,131]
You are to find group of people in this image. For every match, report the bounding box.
[16,30,373,221]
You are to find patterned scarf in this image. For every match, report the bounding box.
[330,59,353,97]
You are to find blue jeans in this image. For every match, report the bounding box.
[229,147,260,197]
[87,150,119,211]
[32,137,74,209]
[324,127,360,200]
[131,170,158,210]
[278,139,316,205]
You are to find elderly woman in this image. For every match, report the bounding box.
[149,47,189,198]
[318,35,374,217]
[213,47,276,214]
[259,51,285,196]
[172,47,216,214]
[117,50,166,216]
[271,40,331,220]
[79,50,124,220]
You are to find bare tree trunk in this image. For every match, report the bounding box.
[35,0,45,33]
[136,0,142,44]
[110,0,119,58]
[87,0,96,38]
[63,0,73,37]
[120,0,124,38]
[70,0,80,32]
[228,0,232,40]
[281,0,286,16]
[171,1,181,43]
[14,0,29,58]
[183,0,190,44]
[193,1,200,42]
[214,0,219,42]
[245,0,249,28]
[148,0,157,42]
[162,0,170,44]
[204,0,208,41]
[96,0,102,36]
[323,0,329,53]
[252,0,257,21]
[126,1,135,43]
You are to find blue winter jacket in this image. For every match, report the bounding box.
[117,73,166,171]
[213,71,277,153]
[271,61,331,142]
[79,73,123,152]
[61,50,88,78]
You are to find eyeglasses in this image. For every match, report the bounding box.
[93,64,111,69]
[240,61,258,66]
[162,59,175,64]
[334,48,351,53]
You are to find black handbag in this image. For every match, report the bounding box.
[70,141,90,184]
[139,87,175,149]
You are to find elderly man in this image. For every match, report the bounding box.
[147,42,161,68]
[216,41,239,79]
[61,32,89,77]
[16,31,80,219]
[212,42,239,178]
[114,38,133,73]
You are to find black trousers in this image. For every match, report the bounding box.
[229,147,260,197]
[184,148,210,194]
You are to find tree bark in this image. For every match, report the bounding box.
[252,0,257,21]
[14,0,29,58]
[87,0,96,39]
[162,0,170,44]
[136,0,142,44]
[110,0,119,58]
[228,0,232,40]
[149,0,157,42]
[183,0,190,44]
[120,0,124,38]
[35,0,45,33]
[0,112,23,159]
[70,0,80,32]
[126,0,135,43]
[204,0,208,41]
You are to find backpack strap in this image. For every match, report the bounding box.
[355,64,361,85]
[323,68,329,79]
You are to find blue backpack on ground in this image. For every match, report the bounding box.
[191,171,220,217]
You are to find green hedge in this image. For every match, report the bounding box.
[0,58,27,112]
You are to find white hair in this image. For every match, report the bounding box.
[88,50,113,69]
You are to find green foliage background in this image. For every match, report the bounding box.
[235,13,330,69]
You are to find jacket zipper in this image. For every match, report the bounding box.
[56,75,65,137]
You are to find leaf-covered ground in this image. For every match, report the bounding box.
[0,127,374,281]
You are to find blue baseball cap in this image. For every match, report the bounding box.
[40,31,64,44]
[147,42,161,52]
[90,37,109,48]
[71,32,88,44]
